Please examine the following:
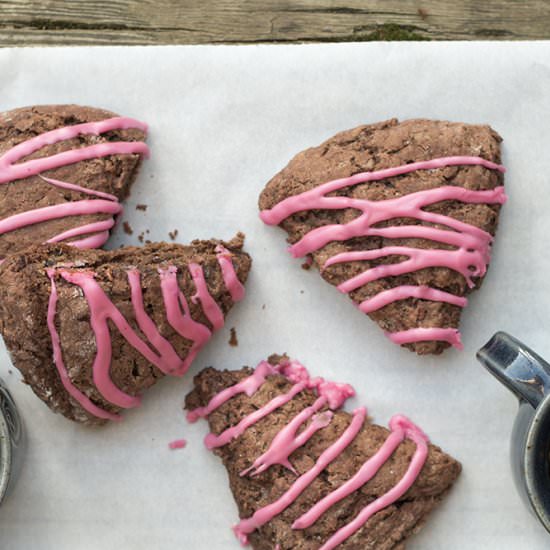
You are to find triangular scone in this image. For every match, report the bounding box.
[0,104,148,258]
[259,119,506,354]
[0,235,251,425]
[186,355,461,549]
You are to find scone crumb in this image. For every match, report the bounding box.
[229,327,238,347]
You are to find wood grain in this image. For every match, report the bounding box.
[0,0,549,46]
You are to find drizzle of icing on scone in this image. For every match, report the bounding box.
[0,117,149,253]
[46,251,245,421]
[187,359,429,548]
[260,156,506,350]
[216,245,246,302]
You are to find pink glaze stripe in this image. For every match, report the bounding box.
[46,270,120,421]
[293,415,428,531]
[359,285,467,314]
[168,439,187,450]
[286,185,505,259]
[386,327,463,350]
[205,382,308,450]
[216,245,246,302]
[318,418,429,550]
[159,266,213,376]
[187,360,277,423]
[127,269,185,374]
[277,361,355,410]
[365,223,491,251]
[259,156,506,348]
[40,175,118,201]
[189,263,225,330]
[240,396,331,477]
[233,408,368,545]
[0,141,149,184]
[326,246,486,292]
[260,156,505,227]
[65,232,111,249]
[46,219,115,244]
[0,199,122,236]
[59,271,143,409]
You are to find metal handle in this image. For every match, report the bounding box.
[477,332,550,409]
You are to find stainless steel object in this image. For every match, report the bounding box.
[478,332,550,535]
[0,378,24,505]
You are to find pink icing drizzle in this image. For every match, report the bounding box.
[158,266,213,375]
[216,245,246,302]
[169,439,187,450]
[358,285,467,314]
[127,269,185,374]
[187,360,278,423]
[189,263,225,330]
[233,408,368,545]
[386,327,463,350]
[46,270,121,421]
[260,156,506,348]
[40,175,118,201]
[205,382,308,450]
[240,397,332,477]
[0,116,149,251]
[46,251,245,420]
[0,199,122,235]
[46,219,115,244]
[188,359,430,548]
[315,416,428,550]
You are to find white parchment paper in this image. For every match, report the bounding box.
[0,42,549,550]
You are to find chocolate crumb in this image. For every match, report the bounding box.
[122,221,133,235]
[145,239,152,244]
[169,229,179,241]
[136,204,148,211]
[138,233,144,243]
[301,259,312,270]
[228,327,238,347]
[8,369,12,375]
[146,229,150,234]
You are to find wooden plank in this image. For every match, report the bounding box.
[0,0,549,46]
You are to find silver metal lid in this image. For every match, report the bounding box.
[0,378,24,505]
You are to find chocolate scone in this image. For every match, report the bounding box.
[259,119,506,354]
[0,104,148,259]
[186,355,461,549]
[0,235,251,425]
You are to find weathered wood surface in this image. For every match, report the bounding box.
[0,0,549,46]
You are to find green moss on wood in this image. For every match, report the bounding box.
[356,23,430,41]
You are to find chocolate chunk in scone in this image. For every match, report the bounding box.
[0,104,149,259]
[186,355,461,549]
[259,119,506,354]
[0,234,251,425]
